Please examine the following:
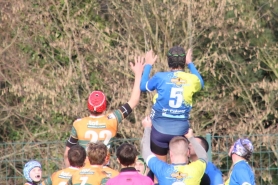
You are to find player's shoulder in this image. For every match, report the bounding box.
[53,168,74,179]
[106,109,125,123]
[61,167,79,175]
[175,70,197,78]
[234,160,250,168]
[73,116,100,124]
[206,162,222,173]
[152,71,169,78]
[106,112,117,120]
[73,117,88,123]
[233,161,252,173]
[147,155,169,167]
[102,166,119,177]
[189,159,207,169]
[207,161,218,169]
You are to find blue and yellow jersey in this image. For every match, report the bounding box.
[140,63,203,135]
[205,162,223,185]
[225,160,255,185]
[42,167,79,185]
[146,155,206,185]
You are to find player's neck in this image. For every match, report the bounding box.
[189,155,198,162]
[171,155,188,164]
[90,113,105,117]
[69,166,82,169]
[90,164,103,168]
[121,163,135,168]
[232,154,246,164]
[170,67,183,71]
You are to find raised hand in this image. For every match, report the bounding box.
[184,128,194,139]
[145,50,158,65]
[185,48,192,65]
[130,55,145,76]
[142,116,152,128]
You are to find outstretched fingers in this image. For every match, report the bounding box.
[130,55,145,74]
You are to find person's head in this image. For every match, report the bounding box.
[169,136,189,161]
[116,143,138,167]
[135,155,147,175]
[68,145,86,167]
[23,160,42,183]
[229,138,253,161]
[87,91,107,115]
[189,136,209,157]
[167,46,186,69]
[87,142,107,165]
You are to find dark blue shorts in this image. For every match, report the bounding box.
[150,126,185,155]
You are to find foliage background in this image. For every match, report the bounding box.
[1,0,278,184]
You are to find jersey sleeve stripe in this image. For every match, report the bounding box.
[146,81,152,92]
[146,154,156,166]
[113,110,124,123]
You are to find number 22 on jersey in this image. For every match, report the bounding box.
[85,130,112,146]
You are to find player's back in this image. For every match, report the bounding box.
[225,160,255,185]
[73,115,118,148]
[148,157,206,185]
[205,161,223,185]
[69,165,118,185]
[151,71,201,118]
[42,167,79,185]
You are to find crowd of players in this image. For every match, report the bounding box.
[22,47,255,185]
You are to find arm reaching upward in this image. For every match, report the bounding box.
[141,116,153,161]
[185,129,208,162]
[140,50,157,91]
[127,56,145,109]
[186,48,204,88]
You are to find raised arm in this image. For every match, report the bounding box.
[127,56,145,109]
[140,50,157,91]
[185,48,204,88]
[185,129,208,162]
[141,116,153,161]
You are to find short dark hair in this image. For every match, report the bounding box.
[68,145,86,167]
[87,142,107,165]
[167,46,186,69]
[116,143,138,166]
[195,136,209,152]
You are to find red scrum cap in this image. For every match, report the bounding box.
[87,91,107,113]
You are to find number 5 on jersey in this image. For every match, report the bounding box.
[169,87,183,108]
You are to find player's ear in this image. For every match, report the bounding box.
[186,147,190,157]
[116,158,120,164]
[169,150,173,159]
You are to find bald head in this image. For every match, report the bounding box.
[169,136,189,156]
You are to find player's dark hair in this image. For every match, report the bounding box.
[116,143,139,166]
[68,145,86,167]
[195,136,209,152]
[87,142,107,165]
[167,46,186,69]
